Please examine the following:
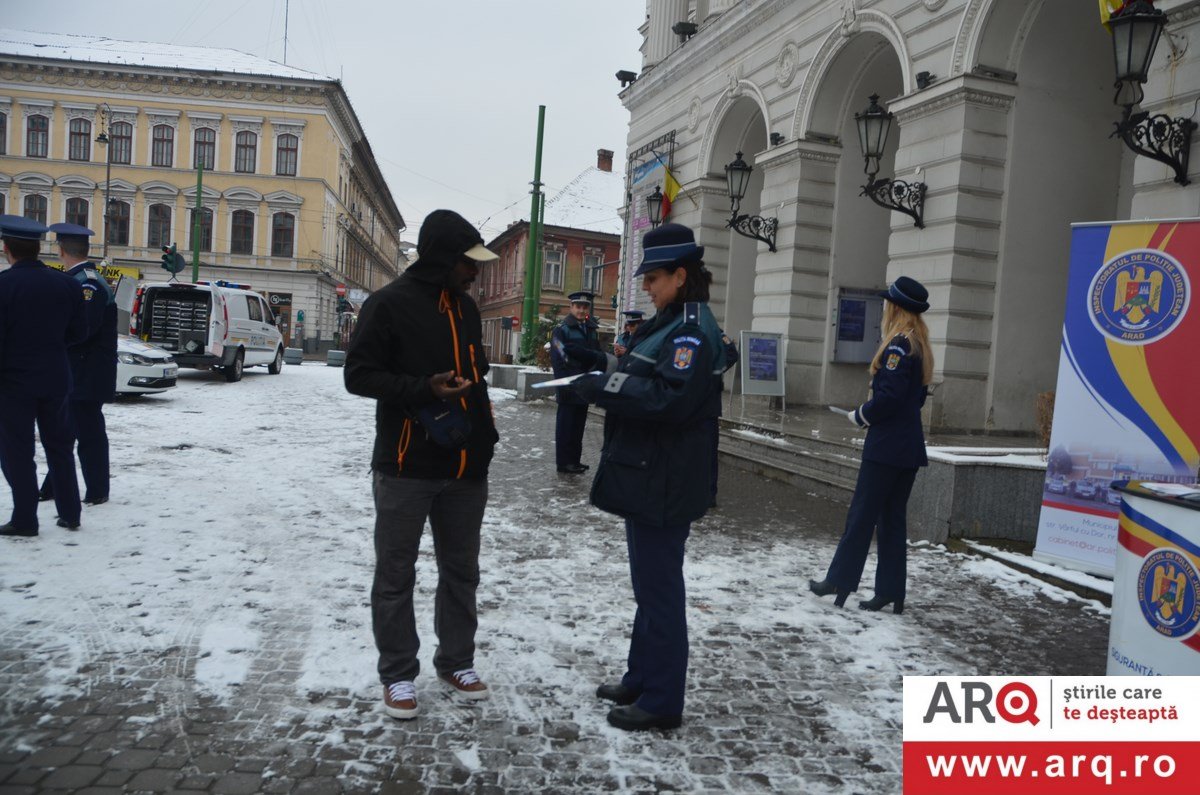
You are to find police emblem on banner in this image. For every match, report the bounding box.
[1137,548,1200,639]
[1088,249,1190,344]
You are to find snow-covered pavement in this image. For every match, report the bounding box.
[0,363,1110,793]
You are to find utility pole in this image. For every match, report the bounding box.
[97,103,113,262]
[283,0,290,63]
[192,161,203,284]
[519,105,546,363]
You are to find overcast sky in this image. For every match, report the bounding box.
[7,0,646,241]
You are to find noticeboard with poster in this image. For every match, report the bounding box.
[739,330,786,397]
[1034,219,1200,577]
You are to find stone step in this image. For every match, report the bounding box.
[717,420,861,498]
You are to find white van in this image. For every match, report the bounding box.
[131,280,285,382]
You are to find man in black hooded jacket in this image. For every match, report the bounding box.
[345,209,500,720]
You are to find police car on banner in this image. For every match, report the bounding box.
[130,280,285,381]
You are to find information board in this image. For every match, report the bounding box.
[739,330,785,397]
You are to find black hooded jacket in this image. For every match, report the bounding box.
[344,210,499,479]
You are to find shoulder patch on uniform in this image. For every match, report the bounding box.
[885,353,901,370]
[885,344,907,355]
[671,335,701,371]
[81,285,95,301]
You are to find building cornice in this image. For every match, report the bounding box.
[888,73,1017,125]
[622,0,800,109]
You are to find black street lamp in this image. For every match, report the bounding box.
[96,103,114,260]
[724,151,777,251]
[854,94,925,228]
[645,185,664,228]
[1109,0,1194,185]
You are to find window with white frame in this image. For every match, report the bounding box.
[235,131,257,173]
[23,195,47,224]
[110,121,132,164]
[68,118,91,161]
[541,245,563,288]
[26,114,48,158]
[583,251,603,295]
[65,197,89,228]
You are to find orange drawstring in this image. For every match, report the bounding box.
[397,418,412,472]
[441,290,470,478]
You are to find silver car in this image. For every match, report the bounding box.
[117,335,178,395]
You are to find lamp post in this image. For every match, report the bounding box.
[645,185,664,229]
[96,103,113,261]
[1109,0,1194,185]
[723,151,777,251]
[854,94,925,228]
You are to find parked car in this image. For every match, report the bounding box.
[130,280,284,382]
[1045,474,1068,494]
[1073,479,1098,499]
[1106,482,1126,506]
[116,335,178,396]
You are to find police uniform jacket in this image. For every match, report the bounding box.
[0,259,88,398]
[576,301,725,527]
[549,314,601,405]
[344,241,499,481]
[65,262,118,403]
[852,333,928,469]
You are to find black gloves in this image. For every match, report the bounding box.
[564,343,604,371]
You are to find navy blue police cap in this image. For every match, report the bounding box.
[567,291,594,305]
[880,276,930,314]
[622,310,645,321]
[0,214,49,241]
[634,222,704,277]
[48,222,95,242]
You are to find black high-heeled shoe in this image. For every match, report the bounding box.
[858,595,904,614]
[808,579,849,607]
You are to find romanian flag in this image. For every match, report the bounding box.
[660,167,682,220]
[1099,0,1146,31]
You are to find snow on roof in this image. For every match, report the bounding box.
[0,28,331,82]
[543,166,624,237]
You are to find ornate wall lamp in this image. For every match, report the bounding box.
[645,185,664,229]
[1109,0,1195,185]
[855,94,925,228]
[724,152,777,251]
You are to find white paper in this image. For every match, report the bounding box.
[827,405,853,418]
[531,371,603,389]
[1140,482,1200,498]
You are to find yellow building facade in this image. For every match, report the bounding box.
[0,30,404,350]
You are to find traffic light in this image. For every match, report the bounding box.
[160,243,186,274]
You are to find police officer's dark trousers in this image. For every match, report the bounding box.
[555,404,588,468]
[0,394,81,529]
[71,400,109,500]
[621,518,690,717]
[823,460,918,600]
[39,399,109,502]
[370,472,487,684]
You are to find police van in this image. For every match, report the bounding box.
[130,280,285,382]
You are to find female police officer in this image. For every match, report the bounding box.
[568,223,725,731]
[809,276,934,615]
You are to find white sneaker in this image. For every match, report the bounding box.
[439,668,490,701]
[383,681,419,719]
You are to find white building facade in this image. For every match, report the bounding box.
[621,0,1200,433]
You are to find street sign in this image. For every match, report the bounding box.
[297,309,306,322]
[335,284,347,297]
[511,315,521,331]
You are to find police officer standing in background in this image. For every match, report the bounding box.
[612,310,644,357]
[38,223,117,507]
[0,216,88,537]
[549,291,604,474]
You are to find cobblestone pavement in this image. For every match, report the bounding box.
[0,371,1110,794]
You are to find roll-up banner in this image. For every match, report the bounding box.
[1034,220,1200,577]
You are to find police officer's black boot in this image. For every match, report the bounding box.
[859,594,904,614]
[808,579,849,607]
[595,682,639,706]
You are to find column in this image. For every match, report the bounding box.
[889,75,1018,431]
[646,0,689,67]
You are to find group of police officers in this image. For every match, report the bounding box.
[0,215,116,537]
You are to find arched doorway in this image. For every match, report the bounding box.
[981,0,1121,430]
[806,33,905,407]
[701,94,768,346]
